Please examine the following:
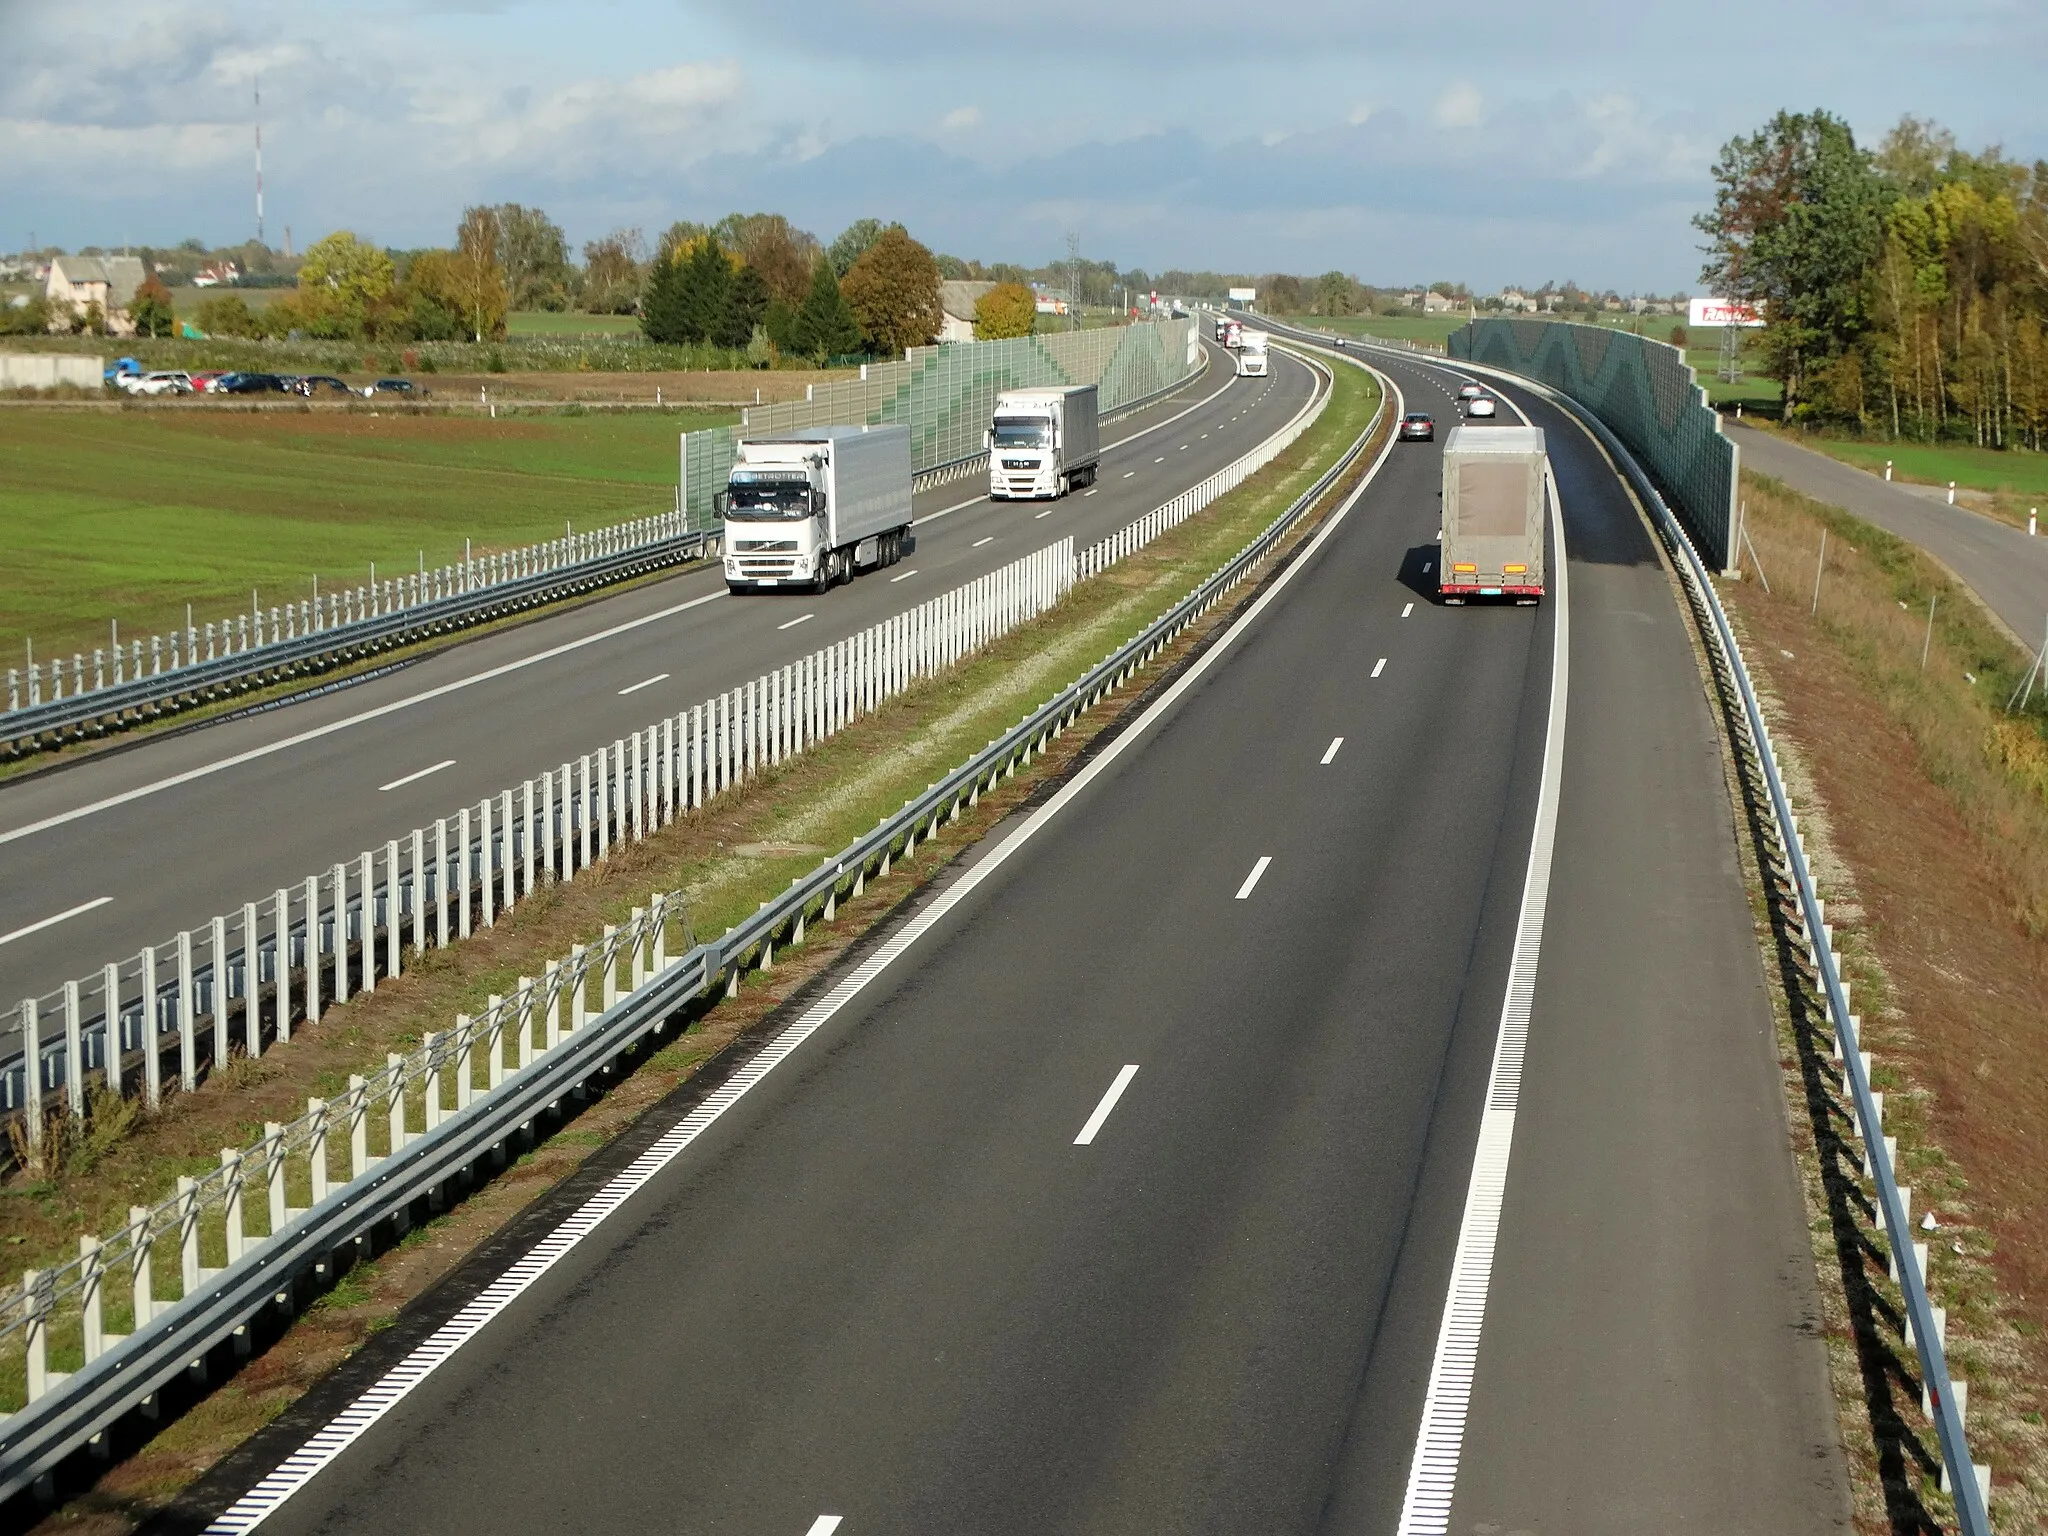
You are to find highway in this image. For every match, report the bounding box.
[0,339,1314,1013]
[187,343,1847,1533]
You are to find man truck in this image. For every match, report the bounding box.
[1439,424,1548,603]
[1236,330,1271,377]
[987,384,1100,500]
[718,423,913,594]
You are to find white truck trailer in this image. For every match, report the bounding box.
[719,423,913,594]
[987,384,1100,500]
[1236,330,1270,377]
[1439,424,1548,603]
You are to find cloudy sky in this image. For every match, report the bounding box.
[3,0,2042,291]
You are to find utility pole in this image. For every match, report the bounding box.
[1066,232,1082,330]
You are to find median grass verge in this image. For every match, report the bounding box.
[1,354,1384,1533]
[1714,471,2048,1532]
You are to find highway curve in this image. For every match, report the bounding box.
[183,343,1846,1534]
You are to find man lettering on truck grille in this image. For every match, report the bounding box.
[1438,425,1549,605]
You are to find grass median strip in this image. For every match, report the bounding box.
[1,357,1383,1530]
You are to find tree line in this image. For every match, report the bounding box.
[1698,111,2048,446]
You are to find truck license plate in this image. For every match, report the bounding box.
[758,578,778,586]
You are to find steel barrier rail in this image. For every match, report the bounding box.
[2,528,717,754]
[0,345,1386,1509]
[1362,330,1994,1536]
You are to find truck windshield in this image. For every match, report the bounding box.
[992,418,1051,450]
[725,479,814,520]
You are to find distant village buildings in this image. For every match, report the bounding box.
[44,255,147,335]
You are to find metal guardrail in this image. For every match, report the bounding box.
[1418,339,1994,1536]
[0,340,1382,1509]
[3,519,715,753]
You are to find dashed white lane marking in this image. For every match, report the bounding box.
[1123,471,1135,478]
[889,569,919,582]
[377,758,455,793]
[1394,431,1571,1536]
[805,1519,844,1536]
[776,613,815,631]
[1235,855,1273,900]
[617,672,670,695]
[1083,487,1098,496]
[1035,509,1056,519]
[0,895,113,948]
[1402,602,1415,618]
[1073,1065,1140,1145]
[972,536,995,548]
[1371,657,1387,678]
[1155,456,1165,463]
[1321,737,1344,765]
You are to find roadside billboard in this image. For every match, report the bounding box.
[1688,296,1764,328]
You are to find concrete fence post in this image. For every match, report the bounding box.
[221,1147,247,1264]
[454,1016,475,1110]
[141,943,162,1109]
[263,1123,287,1236]
[424,1034,444,1131]
[457,806,473,939]
[239,902,262,1060]
[544,961,562,1051]
[386,1055,407,1153]
[602,927,621,1009]
[570,947,589,1033]
[577,756,594,868]
[128,1205,154,1324]
[479,798,496,929]
[385,839,403,981]
[271,888,292,1045]
[23,1270,51,1401]
[62,979,84,1119]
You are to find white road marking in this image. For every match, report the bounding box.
[1123,471,1134,478]
[0,895,113,949]
[1371,658,1387,678]
[1074,1065,1141,1146]
[193,348,1408,1536]
[972,536,995,548]
[0,587,729,848]
[1321,737,1344,765]
[1035,509,1055,519]
[378,758,456,793]
[1395,433,1571,1536]
[1178,443,1188,451]
[1083,487,1098,496]
[889,568,918,582]
[776,613,815,631]
[1155,456,1165,463]
[805,1520,843,1536]
[1235,855,1273,900]
[1402,602,1414,618]
[617,672,669,695]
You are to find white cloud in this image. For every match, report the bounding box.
[1432,81,1484,130]
[941,105,982,131]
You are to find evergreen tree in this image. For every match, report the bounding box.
[793,256,862,360]
[678,234,732,344]
[717,264,769,349]
[640,246,687,344]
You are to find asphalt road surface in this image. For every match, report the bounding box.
[0,339,1314,1011]
[1734,422,2048,648]
[186,343,1846,1534]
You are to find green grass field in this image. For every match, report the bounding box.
[505,311,642,337]
[0,406,734,665]
[1793,437,2048,500]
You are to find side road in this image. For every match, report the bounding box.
[1731,424,2048,649]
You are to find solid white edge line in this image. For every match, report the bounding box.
[616,672,670,696]
[0,895,114,949]
[376,758,456,794]
[1,589,729,848]
[1073,1064,1141,1146]
[1233,855,1273,900]
[1392,362,1569,1536]
[198,355,1404,1536]
[1320,737,1344,765]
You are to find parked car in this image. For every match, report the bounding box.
[215,371,289,394]
[134,371,195,396]
[293,375,353,397]
[1398,411,1435,441]
[189,371,228,392]
[362,378,426,397]
[103,357,142,387]
[1465,395,1499,419]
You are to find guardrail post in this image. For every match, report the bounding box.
[457,808,473,939]
[521,784,537,897]
[544,962,562,1051]
[239,901,261,1060]
[602,928,621,1008]
[630,910,649,988]
[424,1034,444,1130]
[432,822,449,948]
[545,768,560,878]
[221,1147,247,1263]
[385,839,403,981]
[386,1055,407,1153]
[263,1122,286,1236]
[129,1205,154,1324]
[346,1077,369,1175]
[22,1270,51,1400]
[455,1017,476,1109]
[140,942,161,1108]
[62,978,84,1119]
[578,757,594,868]
[306,1098,329,1205]
[570,948,589,1032]
[79,1234,105,1362]
[100,960,122,1101]
[487,998,507,1090]
[479,799,495,928]
[357,852,375,987]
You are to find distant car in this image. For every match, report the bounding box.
[363,378,426,397]
[134,370,195,396]
[215,371,288,394]
[189,370,227,392]
[1398,412,1435,441]
[293,375,353,396]
[1465,395,1499,418]
[1457,382,1482,401]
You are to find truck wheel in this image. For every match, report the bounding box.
[833,549,853,587]
[811,562,830,595]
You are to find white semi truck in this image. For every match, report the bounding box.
[987,384,1100,500]
[718,424,913,594]
[1439,424,1548,603]
[1236,330,1270,377]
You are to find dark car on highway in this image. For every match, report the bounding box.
[364,378,427,397]
[215,372,289,394]
[294,375,353,397]
[1398,411,1435,441]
